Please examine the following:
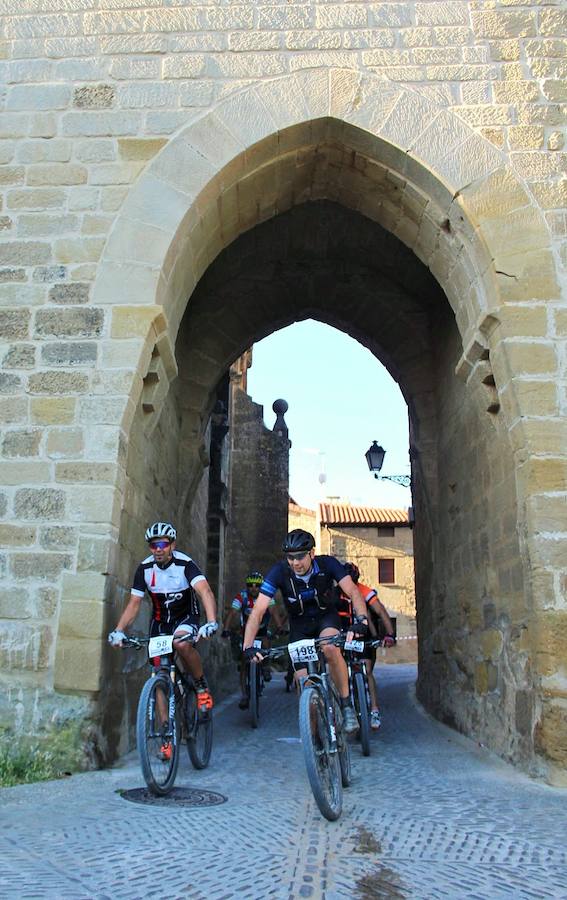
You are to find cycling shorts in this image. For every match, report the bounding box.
[149,615,200,666]
[289,611,342,670]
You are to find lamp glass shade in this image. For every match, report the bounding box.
[365,441,385,473]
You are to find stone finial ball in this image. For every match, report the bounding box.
[273,399,289,415]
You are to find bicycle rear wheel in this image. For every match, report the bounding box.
[335,700,352,786]
[185,689,213,769]
[136,675,180,796]
[355,671,371,757]
[249,661,261,729]
[299,686,342,821]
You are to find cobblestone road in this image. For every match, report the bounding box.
[2,665,566,900]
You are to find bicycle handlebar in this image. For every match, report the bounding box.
[259,634,384,659]
[120,631,199,650]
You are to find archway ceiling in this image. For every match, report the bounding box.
[156,123,486,353]
[176,201,449,429]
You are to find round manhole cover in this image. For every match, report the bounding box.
[121,787,227,807]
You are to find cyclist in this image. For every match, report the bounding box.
[338,563,396,730]
[222,571,283,709]
[108,522,218,754]
[242,529,369,734]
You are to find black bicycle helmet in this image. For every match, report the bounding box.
[344,562,360,583]
[282,529,315,554]
[246,571,263,586]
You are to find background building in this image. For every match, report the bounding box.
[289,499,417,663]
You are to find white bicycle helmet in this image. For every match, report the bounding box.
[144,521,177,542]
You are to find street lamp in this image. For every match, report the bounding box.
[365,440,411,487]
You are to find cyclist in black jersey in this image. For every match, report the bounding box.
[108,522,218,714]
[242,529,369,734]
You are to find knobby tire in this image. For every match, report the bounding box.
[185,688,213,770]
[136,675,180,796]
[249,661,260,729]
[299,686,342,821]
[355,671,371,757]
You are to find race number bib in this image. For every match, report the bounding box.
[148,634,174,658]
[344,639,364,653]
[288,639,318,665]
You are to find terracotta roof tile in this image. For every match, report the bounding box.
[319,502,409,526]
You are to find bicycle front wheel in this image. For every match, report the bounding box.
[185,690,213,770]
[355,671,371,757]
[298,686,342,821]
[136,675,180,796]
[249,661,261,729]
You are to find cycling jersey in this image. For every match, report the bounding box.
[337,583,377,624]
[261,556,347,619]
[232,588,274,630]
[131,550,205,627]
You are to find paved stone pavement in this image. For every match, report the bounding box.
[1,665,566,900]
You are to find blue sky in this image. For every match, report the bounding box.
[246,320,412,512]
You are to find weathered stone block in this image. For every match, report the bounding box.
[33,265,67,283]
[2,343,35,369]
[16,139,72,164]
[0,166,24,185]
[0,372,23,393]
[0,623,52,671]
[110,305,163,339]
[117,138,167,161]
[0,397,27,424]
[1,429,41,457]
[0,268,26,282]
[55,462,117,484]
[10,552,72,580]
[7,84,71,111]
[46,428,84,458]
[0,309,30,339]
[7,188,65,210]
[57,598,105,640]
[39,525,78,551]
[54,636,102,692]
[0,524,36,547]
[31,397,76,425]
[14,487,65,519]
[28,371,89,394]
[471,10,536,38]
[73,84,115,109]
[78,535,112,572]
[66,485,118,523]
[47,283,90,305]
[0,241,50,265]
[34,307,104,338]
[41,342,97,368]
[27,164,88,186]
[17,213,79,239]
[54,236,105,263]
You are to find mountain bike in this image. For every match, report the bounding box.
[344,637,382,757]
[122,631,213,795]
[266,634,351,821]
[244,639,266,728]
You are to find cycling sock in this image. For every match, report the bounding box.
[340,696,352,709]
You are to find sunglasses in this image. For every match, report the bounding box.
[286,551,309,560]
[149,540,171,550]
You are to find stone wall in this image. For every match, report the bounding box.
[0,1,566,780]
[223,377,290,619]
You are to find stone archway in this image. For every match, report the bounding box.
[56,69,564,779]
